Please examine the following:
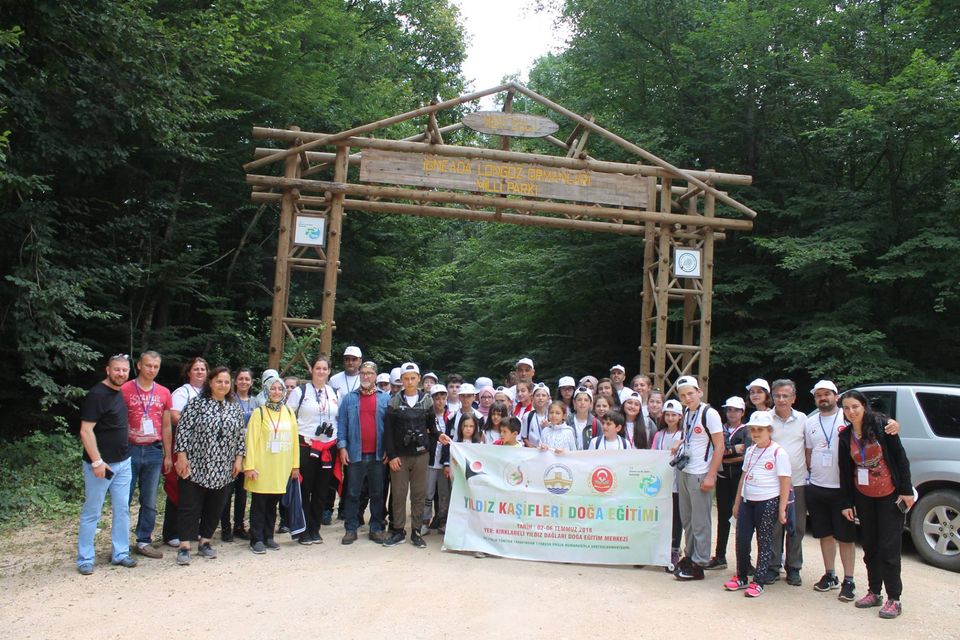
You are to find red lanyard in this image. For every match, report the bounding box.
[265,406,284,440]
[744,443,775,478]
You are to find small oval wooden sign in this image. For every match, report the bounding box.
[462,111,559,138]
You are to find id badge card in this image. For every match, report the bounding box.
[857,467,869,486]
[270,440,281,454]
[820,451,833,467]
[141,417,155,435]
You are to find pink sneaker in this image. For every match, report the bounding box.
[879,599,902,619]
[724,576,748,591]
[855,591,882,608]
[744,582,764,598]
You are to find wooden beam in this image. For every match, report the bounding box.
[699,190,716,401]
[268,127,301,370]
[319,146,348,357]
[508,82,758,218]
[244,83,512,171]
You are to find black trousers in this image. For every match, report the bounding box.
[855,491,905,599]
[178,478,229,543]
[671,492,682,550]
[162,496,179,542]
[300,445,334,535]
[249,492,282,545]
[715,467,741,558]
[219,477,248,530]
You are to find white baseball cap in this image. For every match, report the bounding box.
[423,372,439,383]
[676,375,700,390]
[746,411,775,428]
[663,399,683,415]
[375,373,390,384]
[622,391,643,404]
[516,357,535,368]
[610,364,626,373]
[430,384,448,396]
[573,385,593,400]
[475,376,493,389]
[811,380,839,395]
[745,378,770,393]
[722,396,746,410]
[495,386,516,402]
[399,362,420,376]
[389,367,401,385]
[532,382,550,395]
[343,346,362,358]
[558,376,576,388]
[458,382,477,396]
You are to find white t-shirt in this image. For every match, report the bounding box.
[805,410,845,489]
[329,371,360,398]
[286,383,339,442]
[522,411,547,447]
[681,404,723,475]
[771,408,809,486]
[741,443,791,501]
[540,424,577,451]
[171,383,202,413]
[589,435,630,450]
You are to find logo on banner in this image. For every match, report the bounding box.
[502,463,525,487]
[543,464,573,495]
[465,458,486,481]
[638,472,663,497]
[590,466,616,494]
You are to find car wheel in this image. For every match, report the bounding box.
[910,490,960,572]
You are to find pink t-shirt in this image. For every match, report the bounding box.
[121,380,173,445]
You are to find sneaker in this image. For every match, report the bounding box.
[321,510,333,526]
[855,591,883,608]
[411,531,427,548]
[672,556,691,577]
[277,525,290,534]
[368,530,387,543]
[724,576,749,591]
[136,543,164,559]
[676,562,705,581]
[77,564,94,576]
[310,532,322,544]
[112,555,138,568]
[838,579,856,602]
[765,569,781,583]
[233,527,249,540]
[420,525,430,536]
[744,582,764,598]
[250,541,266,554]
[176,549,190,566]
[474,552,488,558]
[879,599,902,619]
[786,568,802,586]
[342,531,358,545]
[221,529,234,543]
[814,573,839,592]
[264,538,280,551]
[198,542,217,559]
[298,535,313,546]
[166,538,181,548]
[382,530,406,547]
[705,557,727,570]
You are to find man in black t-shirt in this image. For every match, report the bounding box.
[76,354,138,575]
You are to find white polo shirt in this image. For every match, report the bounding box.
[771,408,808,486]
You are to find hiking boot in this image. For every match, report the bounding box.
[879,599,902,619]
[855,591,882,608]
[814,573,839,592]
[368,530,387,543]
[136,543,163,559]
[342,531,358,545]
[838,579,856,602]
[744,582,764,598]
[198,542,217,559]
[786,568,802,586]
[704,557,727,570]
[676,562,705,581]
[382,530,406,547]
[411,531,427,549]
[250,541,266,554]
[724,575,749,591]
[176,549,190,565]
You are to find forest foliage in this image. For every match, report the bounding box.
[1,0,958,436]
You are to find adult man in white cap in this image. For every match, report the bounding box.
[509,357,536,409]
[609,364,628,399]
[673,375,724,581]
[381,362,438,548]
[330,346,363,397]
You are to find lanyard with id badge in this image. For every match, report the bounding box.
[817,413,838,468]
[265,407,285,454]
[137,383,157,436]
[852,432,870,486]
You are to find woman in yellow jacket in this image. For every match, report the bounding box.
[244,374,300,554]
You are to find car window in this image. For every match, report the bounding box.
[916,392,960,439]
[861,390,896,420]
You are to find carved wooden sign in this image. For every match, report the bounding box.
[359,149,647,208]
[462,111,560,138]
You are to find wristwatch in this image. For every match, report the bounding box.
[91,459,105,468]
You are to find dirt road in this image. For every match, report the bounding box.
[1,515,957,639]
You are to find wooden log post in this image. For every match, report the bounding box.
[699,189,716,401]
[639,176,658,376]
[654,178,672,392]
[268,127,301,370]
[319,145,348,357]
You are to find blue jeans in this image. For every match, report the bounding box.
[77,457,132,567]
[344,454,384,533]
[128,442,163,544]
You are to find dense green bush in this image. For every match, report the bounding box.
[0,428,83,528]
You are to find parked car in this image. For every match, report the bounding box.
[849,383,960,572]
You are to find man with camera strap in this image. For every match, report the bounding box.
[673,375,725,581]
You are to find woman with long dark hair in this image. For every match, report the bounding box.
[839,390,913,619]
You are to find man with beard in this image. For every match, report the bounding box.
[330,346,363,397]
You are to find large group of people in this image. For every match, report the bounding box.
[76,349,913,619]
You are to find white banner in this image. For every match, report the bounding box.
[443,443,673,565]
